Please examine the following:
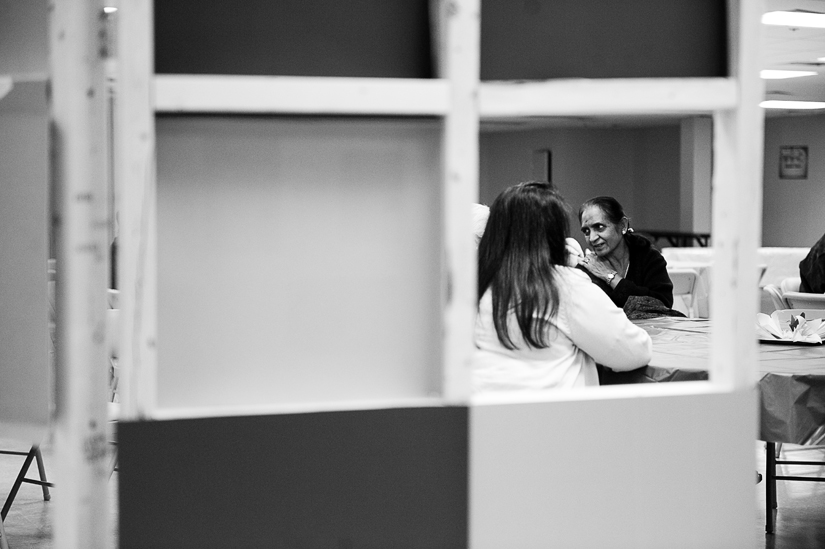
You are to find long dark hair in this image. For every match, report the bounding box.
[477,182,571,350]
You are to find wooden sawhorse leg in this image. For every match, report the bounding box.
[0,512,9,549]
[1,446,52,521]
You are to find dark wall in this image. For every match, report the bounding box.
[119,407,468,549]
[479,0,728,80]
[154,0,435,77]
[155,0,727,80]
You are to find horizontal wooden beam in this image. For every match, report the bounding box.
[154,75,451,115]
[479,77,738,118]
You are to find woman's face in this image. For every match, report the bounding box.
[580,205,625,258]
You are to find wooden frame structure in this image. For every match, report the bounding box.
[48,0,766,547]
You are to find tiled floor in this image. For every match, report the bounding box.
[0,439,117,549]
[0,438,822,548]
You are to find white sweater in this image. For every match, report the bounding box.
[472,266,652,392]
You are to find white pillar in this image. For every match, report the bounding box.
[680,116,713,234]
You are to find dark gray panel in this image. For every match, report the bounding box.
[119,407,468,549]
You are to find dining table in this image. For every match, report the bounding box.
[599,316,825,534]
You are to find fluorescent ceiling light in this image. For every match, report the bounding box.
[762,10,825,28]
[761,69,817,79]
[760,100,825,109]
[103,6,117,14]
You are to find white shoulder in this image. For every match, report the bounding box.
[565,237,583,256]
[556,265,592,284]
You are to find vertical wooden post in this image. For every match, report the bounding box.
[710,0,766,389]
[436,0,480,402]
[49,0,111,547]
[114,0,158,419]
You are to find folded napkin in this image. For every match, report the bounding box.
[756,311,825,343]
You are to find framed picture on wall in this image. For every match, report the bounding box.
[779,145,808,180]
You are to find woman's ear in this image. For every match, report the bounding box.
[621,218,629,235]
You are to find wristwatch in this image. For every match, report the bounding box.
[606,271,618,282]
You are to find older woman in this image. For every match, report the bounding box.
[577,196,673,308]
[472,183,652,392]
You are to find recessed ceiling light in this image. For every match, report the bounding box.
[760,100,825,109]
[103,6,117,14]
[762,10,825,28]
[760,69,817,79]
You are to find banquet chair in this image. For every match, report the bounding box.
[668,268,700,317]
[782,291,825,309]
[780,276,801,294]
[762,284,788,312]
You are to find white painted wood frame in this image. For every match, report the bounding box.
[469,2,765,547]
[91,0,765,547]
[49,1,111,547]
[710,0,766,390]
[479,77,738,117]
[118,0,762,419]
[154,75,450,116]
[114,0,159,420]
[437,0,480,402]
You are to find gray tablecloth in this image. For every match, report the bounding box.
[600,317,825,445]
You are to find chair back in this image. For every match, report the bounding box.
[668,268,700,317]
[780,277,801,294]
[782,291,825,310]
[762,284,788,312]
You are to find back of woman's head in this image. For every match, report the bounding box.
[478,182,571,349]
[578,196,626,225]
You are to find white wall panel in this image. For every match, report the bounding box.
[470,389,756,549]
[0,81,50,441]
[156,117,443,410]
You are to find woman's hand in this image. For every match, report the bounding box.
[580,252,617,284]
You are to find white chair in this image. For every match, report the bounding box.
[762,284,789,312]
[782,291,825,309]
[780,276,801,294]
[668,268,701,318]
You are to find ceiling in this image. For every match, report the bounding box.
[762,0,825,114]
[481,0,825,130]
